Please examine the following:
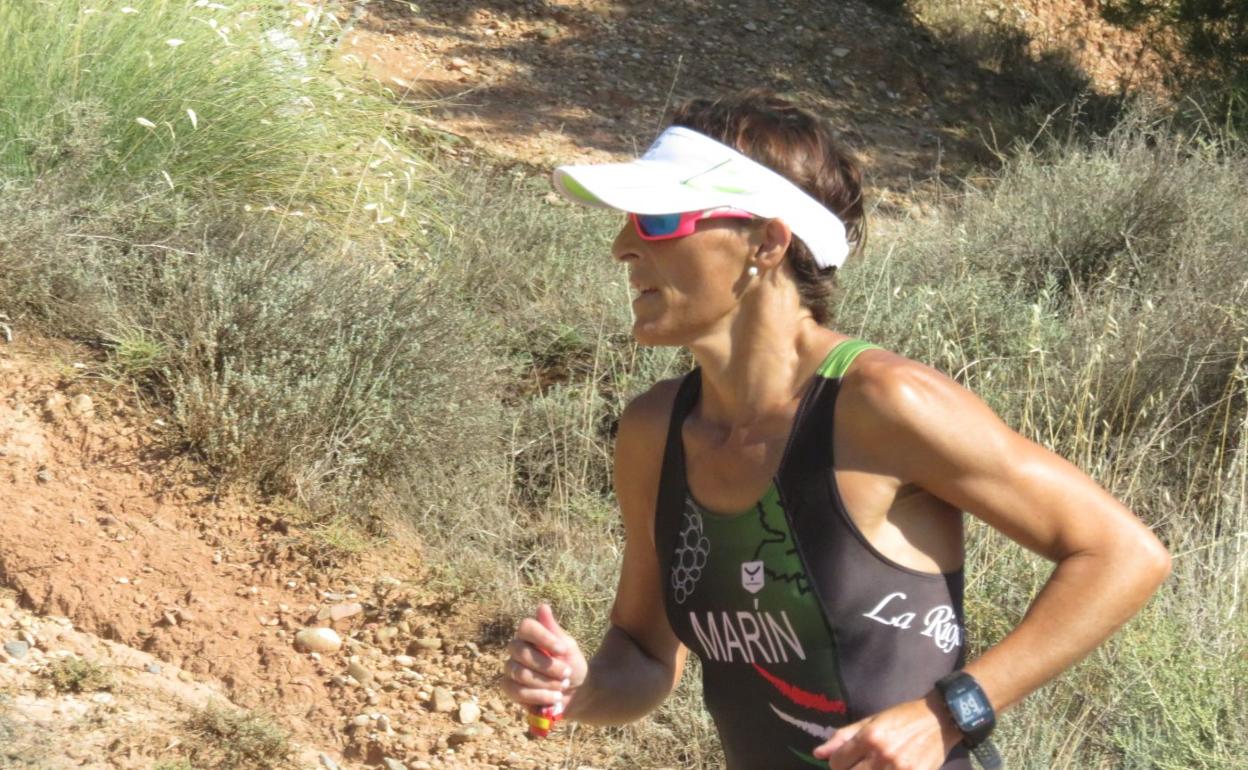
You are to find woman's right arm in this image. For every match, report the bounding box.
[501,380,688,725]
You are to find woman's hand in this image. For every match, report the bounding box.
[812,692,963,770]
[499,603,588,709]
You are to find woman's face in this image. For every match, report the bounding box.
[611,215,757,346]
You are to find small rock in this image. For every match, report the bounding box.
[448,57,469,70]
[319,754,341,770]
[376,626,399,644]
[35,468,53,484]
[178,670,193,682]
[393,654,415,668]
[347,661,373,686]
[743,20,758,32]
[458,702,481,724]
[410,763,432,770]
[382,759,406,770]
[351,714,370,727]
[146,662,162,675]
[377,714,393,733]
[3,641,29,660]
[91,692,114,705]
[448,723,492,746]
[295,627,342,654]
[69,394,93,418]
[329,602,363,622]
[409,637,441,653]
[832,47,850,58]
[44,393,67,418]
[432,687,456,713]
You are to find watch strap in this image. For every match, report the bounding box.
[971,738,1003,770]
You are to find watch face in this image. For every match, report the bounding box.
[952,690,992,731]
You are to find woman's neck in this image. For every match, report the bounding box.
[686,298,845,429]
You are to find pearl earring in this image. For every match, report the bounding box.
[747,265,759,277]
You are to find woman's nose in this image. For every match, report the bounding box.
[611,221,640,263]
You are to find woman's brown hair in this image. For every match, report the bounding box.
[668,90,866,325]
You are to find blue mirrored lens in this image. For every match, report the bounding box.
[636,213,682,237]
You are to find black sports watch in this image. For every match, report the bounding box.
[935,671,1003,770]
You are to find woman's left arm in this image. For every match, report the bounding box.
[814,355,1172,770]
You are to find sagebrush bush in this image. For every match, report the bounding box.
[0,181,505,513]
[184,705,289,770]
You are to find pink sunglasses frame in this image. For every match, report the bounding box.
[628,208,756,241]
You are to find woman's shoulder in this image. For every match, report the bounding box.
[612,377,689,522]
[837,344,1009,465]
[617,376,687,446]
[839,344,962,414]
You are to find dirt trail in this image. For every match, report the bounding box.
[347,0,1163,209]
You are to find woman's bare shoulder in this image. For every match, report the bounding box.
[617,376,686,444]
[613,376,687,516]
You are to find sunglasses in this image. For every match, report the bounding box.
[629,208,756,240]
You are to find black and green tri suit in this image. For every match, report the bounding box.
[656,340,972,769]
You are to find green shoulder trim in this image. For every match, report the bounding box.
[816,339,881,380]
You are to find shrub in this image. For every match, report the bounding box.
[42,656,113,694]
[183,705,289,770]
[0,182,505,513]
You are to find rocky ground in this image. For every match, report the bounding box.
[1,1,1168,768]
[0,340,607,769]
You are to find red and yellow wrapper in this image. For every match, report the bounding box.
[527,701,564,738]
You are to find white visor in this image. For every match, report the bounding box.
[552,126,850,269]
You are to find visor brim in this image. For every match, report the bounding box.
[553,161,738,215]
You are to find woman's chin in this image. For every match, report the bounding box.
[631,320,680,347]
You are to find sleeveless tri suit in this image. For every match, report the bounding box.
[655,340,973,769]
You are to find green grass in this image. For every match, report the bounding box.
[0,0,429,246]
[42,656,113,695]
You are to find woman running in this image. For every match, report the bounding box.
[499,90,1171,770]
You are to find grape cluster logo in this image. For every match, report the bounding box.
[672,500,710,604]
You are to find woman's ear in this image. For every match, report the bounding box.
[755,218,792,271]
